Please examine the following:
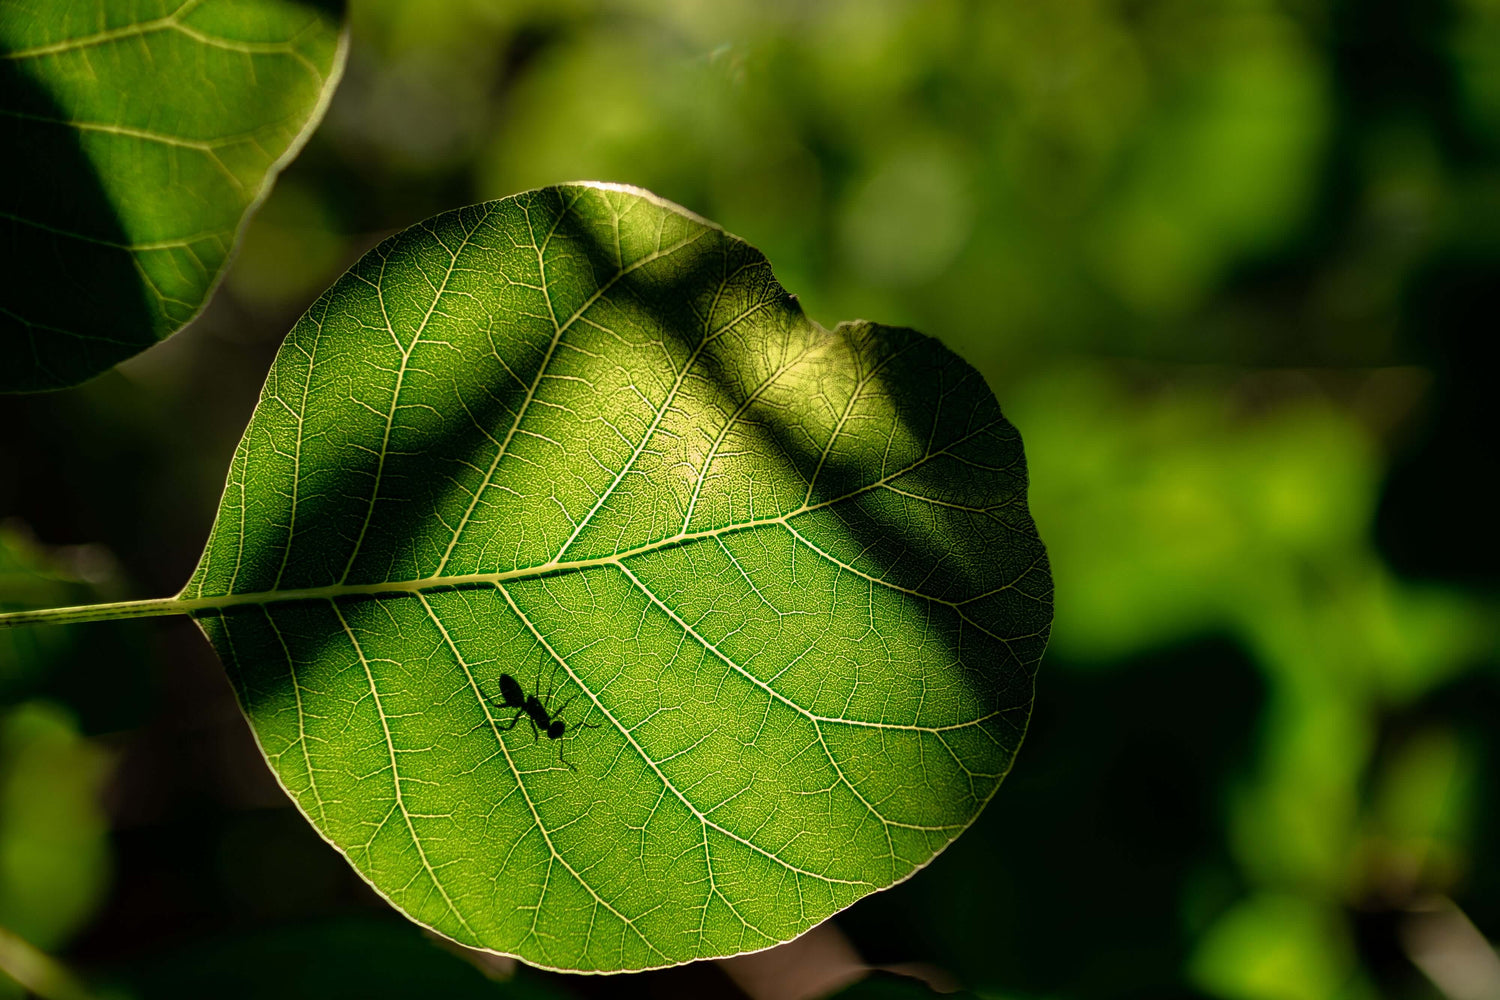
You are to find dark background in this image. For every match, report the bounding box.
[2,1,1497,997]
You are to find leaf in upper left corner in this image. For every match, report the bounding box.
[0,0,346,392]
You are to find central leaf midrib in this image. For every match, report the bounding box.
[183,412,999,615]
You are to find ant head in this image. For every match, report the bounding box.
[547,720,566,740]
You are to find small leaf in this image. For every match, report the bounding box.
[0,0,346,392]
[184,184,1052,971]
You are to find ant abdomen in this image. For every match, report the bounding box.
[497,673,525,709]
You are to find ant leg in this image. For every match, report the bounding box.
[534,658,552,714]
[555,738,578,772]
[543,665,564,715]
[551,689,580,717]
[550,690,601,731]
[468,708,524,737]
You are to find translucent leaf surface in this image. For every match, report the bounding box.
[183,184,1052,970]
[0,0,345,392]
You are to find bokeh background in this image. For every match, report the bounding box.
[3,1,1498,997]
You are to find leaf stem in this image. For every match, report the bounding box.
[0,595,187,629]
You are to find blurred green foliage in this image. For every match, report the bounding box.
[0,703,111,953]
[0,530,124,1000]
[106,917,566,1000]
[2,0,1498,997]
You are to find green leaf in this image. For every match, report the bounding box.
[0,0,346,392]
[0,701,112,952]
[14,183,1050,970]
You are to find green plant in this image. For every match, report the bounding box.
[0,1,1051,980]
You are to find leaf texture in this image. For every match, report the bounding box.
[183,183,1052,970]
[0,0,345,391]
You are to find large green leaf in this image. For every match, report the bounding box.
[180,183,1051,970]
[0,0,346,392]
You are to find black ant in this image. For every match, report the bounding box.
[487,671,598,770]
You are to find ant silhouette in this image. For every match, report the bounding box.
[486,670,599,770]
